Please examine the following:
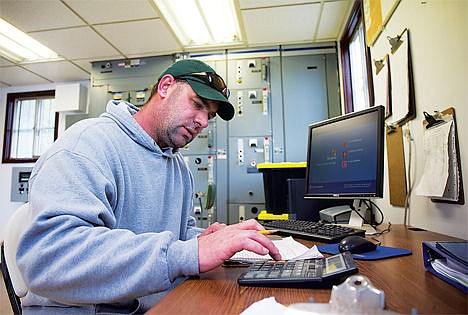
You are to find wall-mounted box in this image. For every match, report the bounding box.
[11,167,33,202]
[55,83,88,113]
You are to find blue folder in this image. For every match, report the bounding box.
[422,241,467,293]
[317,244,412,260]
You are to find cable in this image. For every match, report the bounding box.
[349,199,367,221]
[365,199,385,226]
[351,199,385,229]
[403,122,414,228]
[198,197,203,226]
[369,222,392,238]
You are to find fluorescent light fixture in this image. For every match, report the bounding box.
[0,18,61,63]
[153,0,242,47]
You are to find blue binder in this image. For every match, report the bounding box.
[422,241,467,293]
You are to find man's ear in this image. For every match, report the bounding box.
[157,75,175,97]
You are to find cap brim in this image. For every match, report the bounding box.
[185,78,234,121]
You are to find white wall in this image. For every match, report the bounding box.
[371,0,467,239]
[0,82,88,240]
[0,84,49,240]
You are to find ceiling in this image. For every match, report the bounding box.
[0,0,353,87]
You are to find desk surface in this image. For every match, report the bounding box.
[147,225,467,315]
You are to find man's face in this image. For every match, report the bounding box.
[155,81,218,148]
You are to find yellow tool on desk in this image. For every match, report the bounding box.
[258,229,278,235]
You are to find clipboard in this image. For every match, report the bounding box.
[386,124,407,207]
[422,107,464,205]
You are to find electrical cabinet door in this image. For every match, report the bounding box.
[282,54,329,162]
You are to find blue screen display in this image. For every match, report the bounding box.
[306,107,383,197]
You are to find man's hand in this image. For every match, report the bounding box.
[197,219,281,272]
[199,222,227,237]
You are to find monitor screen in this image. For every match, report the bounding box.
[305,106,384,199]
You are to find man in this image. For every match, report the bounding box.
[16,59,280,314]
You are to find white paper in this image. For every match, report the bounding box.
[388,32,410,125]
[415,120,452,197]
[292,244,324,260]
[229,236,324,262]
[432,122,459,201]
[240,297,287,315]
[431,259,468,287]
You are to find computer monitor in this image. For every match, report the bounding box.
[304,105,384,200]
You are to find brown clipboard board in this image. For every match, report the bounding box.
[386,124,407,207]
[422,107,464,205]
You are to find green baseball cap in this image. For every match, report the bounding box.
[158,59,234,121]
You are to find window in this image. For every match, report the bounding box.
[3,90,58,163]
[340,0,374,113]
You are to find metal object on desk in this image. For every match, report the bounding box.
[285,275,402,314]
[330,275,386,313]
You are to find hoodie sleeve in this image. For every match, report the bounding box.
[17,150,199,306]
[186,215,204,239]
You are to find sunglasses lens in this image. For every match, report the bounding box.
[178,72,230,98]
[210,74,230,98]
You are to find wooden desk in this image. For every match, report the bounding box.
[147,225,467,314]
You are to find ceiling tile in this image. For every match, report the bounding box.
[64,0,158,25]
[0,66,51,86]
[317,0,349,40]
[0,0,85,32]
[22,61,90,83]
[94,19,181,57]
[0,57,15,66]
[29,27,123,60]
[241,4,321,45]
[239,0,312,9]
[71,59,94,74]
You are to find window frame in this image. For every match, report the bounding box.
[2,90,58,163]
[340,0,374,114]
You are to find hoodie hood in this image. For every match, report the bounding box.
[100,100,177,158]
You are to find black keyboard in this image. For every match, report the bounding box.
[238,252,358,288]
[259,220,365,243]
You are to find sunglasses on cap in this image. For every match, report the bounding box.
[175,72,230,99]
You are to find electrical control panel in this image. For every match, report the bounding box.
[11,167,33,202]
[229,204,261,223]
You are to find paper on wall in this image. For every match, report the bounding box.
[414,120,453,197]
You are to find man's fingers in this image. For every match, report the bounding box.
[241,231,282,259]
[227,219,264,232]
[238,237,282,260]
[201,222,228,236]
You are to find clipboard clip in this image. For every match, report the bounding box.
[387,28,408,54]
[385,123,397,135]
[373,54,387,75]
[423,111,444,129]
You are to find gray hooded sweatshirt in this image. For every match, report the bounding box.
[17,100,202,313]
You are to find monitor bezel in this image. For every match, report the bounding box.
[304,105,385,199]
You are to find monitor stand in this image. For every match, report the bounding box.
[319,200,377,234]
[348,200,377,234]
[348,200,365,227]
[319,199,368,224]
